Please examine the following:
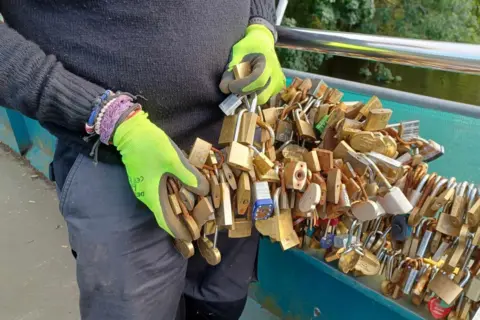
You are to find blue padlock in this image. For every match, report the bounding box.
[391,214,411,242]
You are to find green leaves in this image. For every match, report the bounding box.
[277,0,480,82]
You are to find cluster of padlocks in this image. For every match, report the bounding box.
[169,65,479,319]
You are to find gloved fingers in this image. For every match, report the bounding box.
[219,70,234,94]
[223,54,270,95]
[158,174,194,241]
[168,139,210,196]
[256,70,286,105]
[256,81,274,106]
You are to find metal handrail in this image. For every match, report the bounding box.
[276,26,480,75]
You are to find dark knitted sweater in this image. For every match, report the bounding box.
[0,1,275,162]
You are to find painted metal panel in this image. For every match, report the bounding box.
[0,72,479,319]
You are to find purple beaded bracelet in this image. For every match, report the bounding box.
[95,95,137,144]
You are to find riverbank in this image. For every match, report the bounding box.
[318,57,480,106]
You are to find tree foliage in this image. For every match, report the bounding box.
[277,0,480,80]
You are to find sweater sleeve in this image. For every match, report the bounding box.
[0,22,105,132]
[250,0,276,25]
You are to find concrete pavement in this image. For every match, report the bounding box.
[0,146,276,320]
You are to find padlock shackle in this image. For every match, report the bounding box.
[447,177,457,189]
[416,174,430,192]
[248,144,261,156]
[346,220,359,248]
[232,109,247,141]
[431,178,448,197]
[323,219,331,237]
[456,181,468,196]
[466,183,476,201]
[360,154,392,189]
[415,217,433,237]
[256,119,276,146]
[459,268,472,287]
[213,226,219,248]
[300,97,317,117]
[469,188,478,209]
[273,188,281,216]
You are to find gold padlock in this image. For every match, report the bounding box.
[237,172,251,215]
[294,108,316,140]
[316,149,333,172]
[227,109,251,171]
[363,108,392,131]
[188,138,212,169]
[284,161,308,190]
[354,96,382,121]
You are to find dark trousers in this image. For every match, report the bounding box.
[51,142,258,320]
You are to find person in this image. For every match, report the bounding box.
[0,1,285,319]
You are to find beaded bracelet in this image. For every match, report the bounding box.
[85,90,113,134]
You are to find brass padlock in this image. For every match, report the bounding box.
[314,104,331,126]
[256,119,276,162]
[237,172,251,215]
[324,88,344,104]
[207,171,221,209]
[450,182,468,227]
[227,109,251,171]
[179,187,196,211]
[272,188,300,251]
[233,61,252,79]
[294,108,316,140]
[354,96,382,121]
[262,107,282,128]
[360,154,412,215]
[363,108,392,131]
[327,168,342,204]
[222,163,237,190]
[303,150,321,172]
[275,119,294,143]
[238,95,258,146]
[229,215,253,238]
[174,239,195,259]
[349,131,388,155]
[333,140,356,160]
[428,269,471,305]
[218,115,237,146]
[281,143,307,162]
[197,230,221,266]
[251,145,274,176]
[188,138,212,169]
[216,171,233,228]
[192,196,215,228]
[316,149,333,172]
[468,196,480,228]
[284,161,308,190]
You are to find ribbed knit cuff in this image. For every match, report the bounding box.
[249,17,278,43]
[250,0,277,31]
[39,64,105,131]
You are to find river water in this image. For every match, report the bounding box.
[317,57,480,106]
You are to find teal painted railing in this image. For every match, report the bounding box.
[1,72,479,320]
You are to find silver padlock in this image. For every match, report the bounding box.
[334,220,360,249]
[219,94,243,116]
[416,218,436,258]
[408,174,430,207]
[360,155,413,215]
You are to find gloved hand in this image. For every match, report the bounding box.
[220,24,286,105]
[113,111,209,241]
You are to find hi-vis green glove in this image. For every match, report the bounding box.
[113,111,209,241]
[220,24,286,105]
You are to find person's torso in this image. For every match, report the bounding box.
[2,0,250,148]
